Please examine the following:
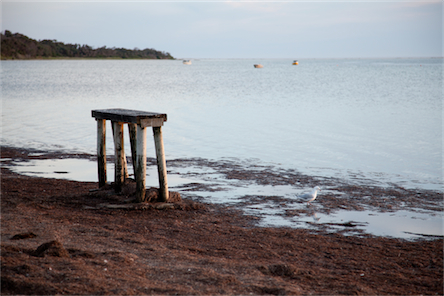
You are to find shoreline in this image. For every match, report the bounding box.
[1,57,177,61]
[2,145,442,238]
[1,146,443,295]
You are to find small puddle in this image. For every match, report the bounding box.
[9,158,100,182]
[257,208,443,239]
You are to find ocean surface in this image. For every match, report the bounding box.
[2,58,442,190]
[1,58,443,238]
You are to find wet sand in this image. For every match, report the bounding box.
[1,146,442,295]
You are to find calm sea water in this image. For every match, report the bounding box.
[1,58,442,190]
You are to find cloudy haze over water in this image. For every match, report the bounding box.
[1,0,442,59]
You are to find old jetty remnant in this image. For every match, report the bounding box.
[91,108,169,202]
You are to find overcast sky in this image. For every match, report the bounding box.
[1,1,442,59]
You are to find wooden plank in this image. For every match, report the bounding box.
[135,125,147,202]
[112,121,125,193]
[128,123,137,176]
[97,119,107,187]
[140,118,165,128]
[153,126,169,202]
[92,109,167,125]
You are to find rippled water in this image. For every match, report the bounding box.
[2,58,442,190]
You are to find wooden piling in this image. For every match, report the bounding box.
[112,121,125,193]
[135,125,147,202]
[112,122,129,179]
[128,123,137,176]
[153,126,169,202]
[97,119,107,187]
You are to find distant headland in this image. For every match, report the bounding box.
[1,31,174,60]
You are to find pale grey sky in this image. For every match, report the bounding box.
[1,1,442,58]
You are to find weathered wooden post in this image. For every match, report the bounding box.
[153,126,169,202]
[112,121,125,193]
[97,119,107,187]
[92,109,168,201]
[128,123,138,175]
[112,122,129,180]
[135,125,147,202]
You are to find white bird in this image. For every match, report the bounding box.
[298,186,321,205]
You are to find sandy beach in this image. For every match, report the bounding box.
[1,146,442,295]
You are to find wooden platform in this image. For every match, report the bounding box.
[91,108,169,202]
[91,109,167,127]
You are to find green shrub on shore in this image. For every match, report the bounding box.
[1,30,174,60]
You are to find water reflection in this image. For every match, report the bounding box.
[311,211,321,222]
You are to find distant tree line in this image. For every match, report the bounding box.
[1,31,174,60]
